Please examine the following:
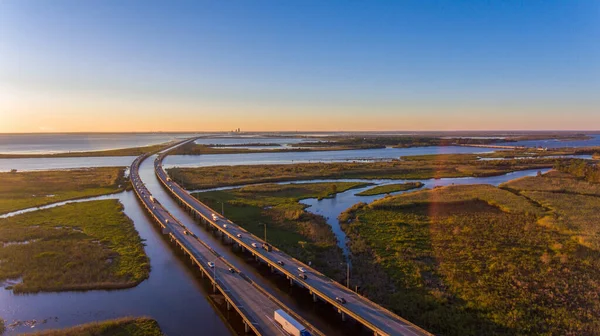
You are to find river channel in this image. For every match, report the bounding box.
[0,135,595,335]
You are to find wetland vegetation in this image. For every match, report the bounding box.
[23,317,162,336]
[0,167,128,214]
[168,158,556,189]
[194,182,369,279]
[0,200,149,293]
[339,178,600,335]
[355,182,424,196]
[169,141,381,155]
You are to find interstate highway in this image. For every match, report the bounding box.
[155,139,432,336]
[131,152,323,336]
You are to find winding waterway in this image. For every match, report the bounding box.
[0,172,232,335]
[299,168,552,257]
[0,134,596,335]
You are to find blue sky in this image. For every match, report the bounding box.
[0,1,598,132]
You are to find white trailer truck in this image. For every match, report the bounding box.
[274,309,311,336]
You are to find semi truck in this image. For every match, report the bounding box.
[274,309,311,336]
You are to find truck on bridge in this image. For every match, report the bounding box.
[274,309,311,336]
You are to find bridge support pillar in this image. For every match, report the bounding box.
[226,301,231,311]
[340,311,346,322]
[312,292,317,302]
[212,282,217,293]
[289,277,293,286]
[244,322,249,333]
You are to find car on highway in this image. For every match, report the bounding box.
[228,267,235,273]
[277,260,285,266]
[251,243,258,248]
[223,224,228,229]
[236,233,242,238]
[262,243,272,252]
[211,213,218,221]
[336,297,347,304]
[184,230,190,235]
[207,262,215,268]
[297,267,306,273]
[298,273,307,280]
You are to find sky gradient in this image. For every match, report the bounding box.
[1,1,599,132]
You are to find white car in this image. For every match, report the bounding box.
[211,213,218,221]
[297,267,306,273]
[251,243,258,248]
[207,262,215,268]
[223,224,228,229]
[236,234,242,238]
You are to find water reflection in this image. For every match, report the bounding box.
[0,157,138,173]
[300,168,552,256]
[0,179,231,335]
[164,146,494,168]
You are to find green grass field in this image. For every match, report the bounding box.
[0,200,149,293]
[502,170,600,250]
[340,182,600,335]
[169,158,555,189]
[194,182,369,279]
[355,182,424,196]
[169,142,382,155]
[0,167,128,214]
[501,170,600,196]
[0,143,168,158]
[22,317,162,336]
[0,167,127,214]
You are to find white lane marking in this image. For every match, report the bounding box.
[265,314,287,335]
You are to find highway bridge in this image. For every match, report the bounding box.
[156,139,433,336]
[131,151,323,336]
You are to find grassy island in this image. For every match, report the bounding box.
[339,180,600,335]
[23,317,162,336]
[0,167,127,215]
[0,200,149,293]
[194,182,369,279]
[355,182,424,196]
[169,141,382,155]
[168,158,555,189]
[0,143,168,159]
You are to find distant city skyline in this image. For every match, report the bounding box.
[1,1,598,133]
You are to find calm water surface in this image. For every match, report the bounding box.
[0,134,595,334]
[0,134,202,154]
[0,167,231,336]
[496,134,600,148]
[0,157,137,172]
[299,168,552,256]
[164,146,495,168]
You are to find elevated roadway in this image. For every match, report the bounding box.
[131,151,323,336]
[156,139,433,336]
